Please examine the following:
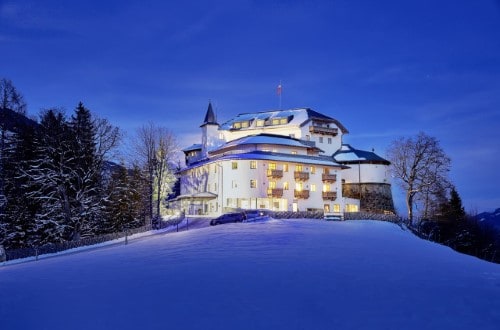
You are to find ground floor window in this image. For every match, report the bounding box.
[333,204,340,213]
[324,204,330,213]
[345,204,359,212]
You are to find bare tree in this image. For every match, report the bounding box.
[0,78,27,115]
[387,132,451,223]
[132,123,178,226]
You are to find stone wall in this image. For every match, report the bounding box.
[343,183,395,214]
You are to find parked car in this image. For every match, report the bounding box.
[210,212,246,226]
[243,209,271,220]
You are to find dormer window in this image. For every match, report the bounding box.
[272,118,280,125]
[280,118,288,125]
[233,122,241,129]
[256,120,265,127]
[241,121,249,128]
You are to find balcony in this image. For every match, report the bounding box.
[294,171,309,181]
[267,188,284,198]
[294,190,310,199]
[322,173,337,182]
[322,191,337,201]
[309,125,338,136]
[267,169,283,178]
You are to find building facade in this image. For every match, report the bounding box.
[172,103,394,217]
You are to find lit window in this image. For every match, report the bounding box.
[272,118,280,125]
[311,184,316,192]
[233,122,241,129]
[241,121,249,128]
[323,184,330,192]
[328,138,332,144]
[269,181,277,189]
[280,118,288,125]
[319,137,324,143]
[311,166,316,174]
[333,204,340,213]
[250,161,257,169]
[296,165,303,172]
[283,164,289,172]
[232,162,238,169]
[250,179,257,188]
[291,151,297,155]
[346,204,359,212]
[324,204,330,213]
[283,182,289,190]
[256,120,265,127]
[323,167,329,174]
[296,182,303,191]
[269,163,276,170]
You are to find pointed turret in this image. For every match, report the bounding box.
[201,101,221,158]
[201,101,218,127]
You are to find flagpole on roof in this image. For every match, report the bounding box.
[277,80,282,110]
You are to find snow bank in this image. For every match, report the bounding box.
[1,219,499,330]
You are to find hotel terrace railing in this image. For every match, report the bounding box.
[322,173,337,182]
[322,191,337,201]
[267,188,284,198]
[294,171,309,181]
[309,125,338,136]
[294,190,310,199]
[267,169,284,178]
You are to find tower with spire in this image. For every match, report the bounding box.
[200,101,220,159]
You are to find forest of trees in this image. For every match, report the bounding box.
[0,79,177,250]
[387,132,499,263]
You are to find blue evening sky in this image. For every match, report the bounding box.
[1,0,499,213]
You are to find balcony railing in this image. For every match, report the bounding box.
[267,188,284,198]
[322,173,337,182]
[294,171,309,181]
[294,190,310,199]
[322,191,337,200]
[267,169,283,178]
[309,125,338,136]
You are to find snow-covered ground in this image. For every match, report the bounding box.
[1,219,499,330]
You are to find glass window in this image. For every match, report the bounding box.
[241,121,249,128]
[250,160,257,169]
[296,165,303,172]
[233,122,241,129]
[324,204,330,213]
[250,179,257,188]
[280,118,288,124]
[269,181,277,189]
[283,181,289,190]
[283,164,289,172]
[328,138,332,144]
[296,182,303,191]
[333,204,340,213]
[232,162,238,169]
[291,151,297,155]
[319,137,324,143]
[323,184,330,192]
[311,166,316,174]
[346,204,359,212]
[256,120,265,127]
[272,118,280,125]
[306,135,310,141]
[310,184,316,192]
[269,163,276,170]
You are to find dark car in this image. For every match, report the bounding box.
[243,209,271,220]
[210,212,246,226]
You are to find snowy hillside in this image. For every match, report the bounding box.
[1,219,499,330]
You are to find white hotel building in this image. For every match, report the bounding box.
[174,103,394,217]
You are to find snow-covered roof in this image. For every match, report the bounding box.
[333,144,390,165]
[182,144,202,152]
[180,150,344,172]
[211,133,320,154]
[219,108,348,133]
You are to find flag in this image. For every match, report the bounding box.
[276,83,282,96]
